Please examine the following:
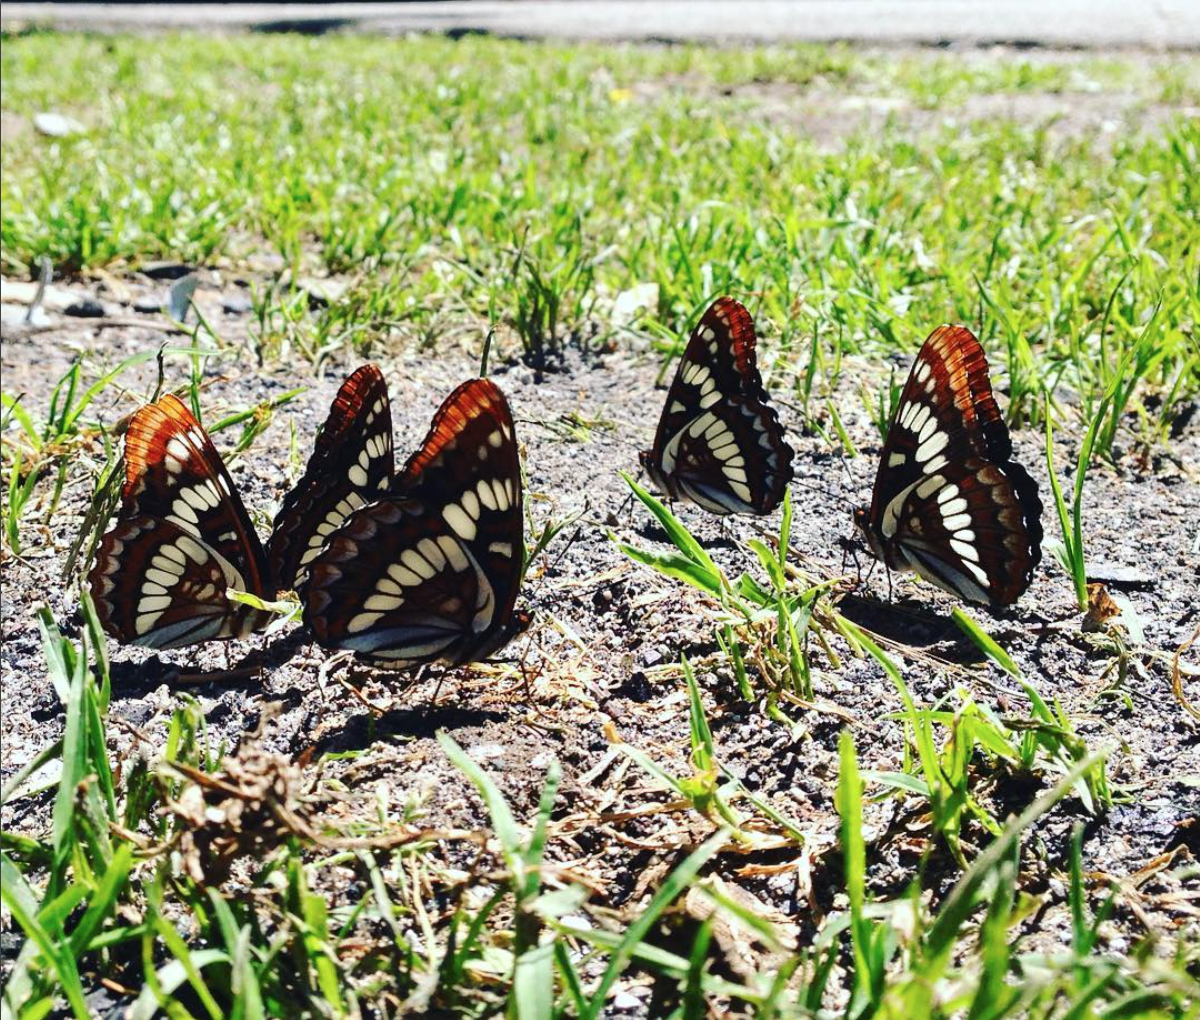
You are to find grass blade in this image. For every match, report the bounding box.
[582,829,727,1019]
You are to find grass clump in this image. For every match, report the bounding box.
[1,33,1196,441]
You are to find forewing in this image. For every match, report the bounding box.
[649,297,763,459]
[88,515,269,649]
[119,393,270,598]
[868,325,1042,605]
[304,379,525,665]
[646,297,793,514]
[267,365,394,592]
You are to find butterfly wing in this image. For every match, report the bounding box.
[864,325,1042,605]
[642,297,792,514]
[303,379,526,666]
[267,365,394,593]
[88,394,272,646]
[90,516,264,649]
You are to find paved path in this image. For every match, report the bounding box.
[3,1,1198,50]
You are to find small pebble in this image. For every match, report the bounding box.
[34,112,85,137]
[222,294,252,315]
[133,295,162,313]
[64,298,104,318]
[141,261,194,280]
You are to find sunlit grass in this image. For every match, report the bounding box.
[2,34,1197,443]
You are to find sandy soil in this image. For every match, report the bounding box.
[2,269,1197,1003]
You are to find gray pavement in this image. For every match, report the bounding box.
[2,1,1199,50]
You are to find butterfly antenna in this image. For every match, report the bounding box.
[150,342,170,403]
[776,397,862,514]
[515,617,549,713]
[479,327,495,379]
[771,472,858,519]
[523,513,587,611]
[518,414,651,458]
[612,483,637,528]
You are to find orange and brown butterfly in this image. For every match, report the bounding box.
[267,364,394,594]
[640,297,793,515]
[88,394,274,648]
[854,325,1042,606]
[303,378,529,666]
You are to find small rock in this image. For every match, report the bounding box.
[1086,563,1155,591]
[133,294,163,313]
[1,303,50,327]
[34,112,85,137]
[612,991,641,1011]
[64,297,105,318]
[613,281,658,324]
[246,252,286,274]
[222,294,252,315]
[1,279,81,313]
[295,275,349,308]
[141,261,195,281]
[1,303,31,326]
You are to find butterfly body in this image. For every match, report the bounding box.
[303,378,527,667]
[88,394,273,648]
[641,297,793,516]
[856,325,1042,606]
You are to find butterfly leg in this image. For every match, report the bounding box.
[838,533,865,587]
[609,484,636,529]
[861,554,880,595]
[316,649,355,705]
[427,664,452,709]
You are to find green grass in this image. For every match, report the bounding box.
[3,32,1199,1019]
[2,34,1197,437]
[8,602,1191,1017]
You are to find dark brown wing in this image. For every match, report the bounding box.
[641,297,792,514]
[303,379,526,666]
[865,325,1042,605]
[267,365,393,593]
[89,516,264,648]
[87,394,271,647]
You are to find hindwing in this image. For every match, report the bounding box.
[860,325,1042,605]
[87,394,272,647]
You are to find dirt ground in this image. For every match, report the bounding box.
[2,268,1198,1000]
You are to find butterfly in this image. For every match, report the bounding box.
[88,394,274,649]
[267,364,394,594]
[640,296,793,515]
[854,324,1043,606]
[303,378,529,666]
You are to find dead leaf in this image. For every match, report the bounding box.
[1083,582,1120,632]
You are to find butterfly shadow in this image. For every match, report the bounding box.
[308,701,507,758]
[635,516,739,554]
[836,593,985,664]
[100,629,312,703]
